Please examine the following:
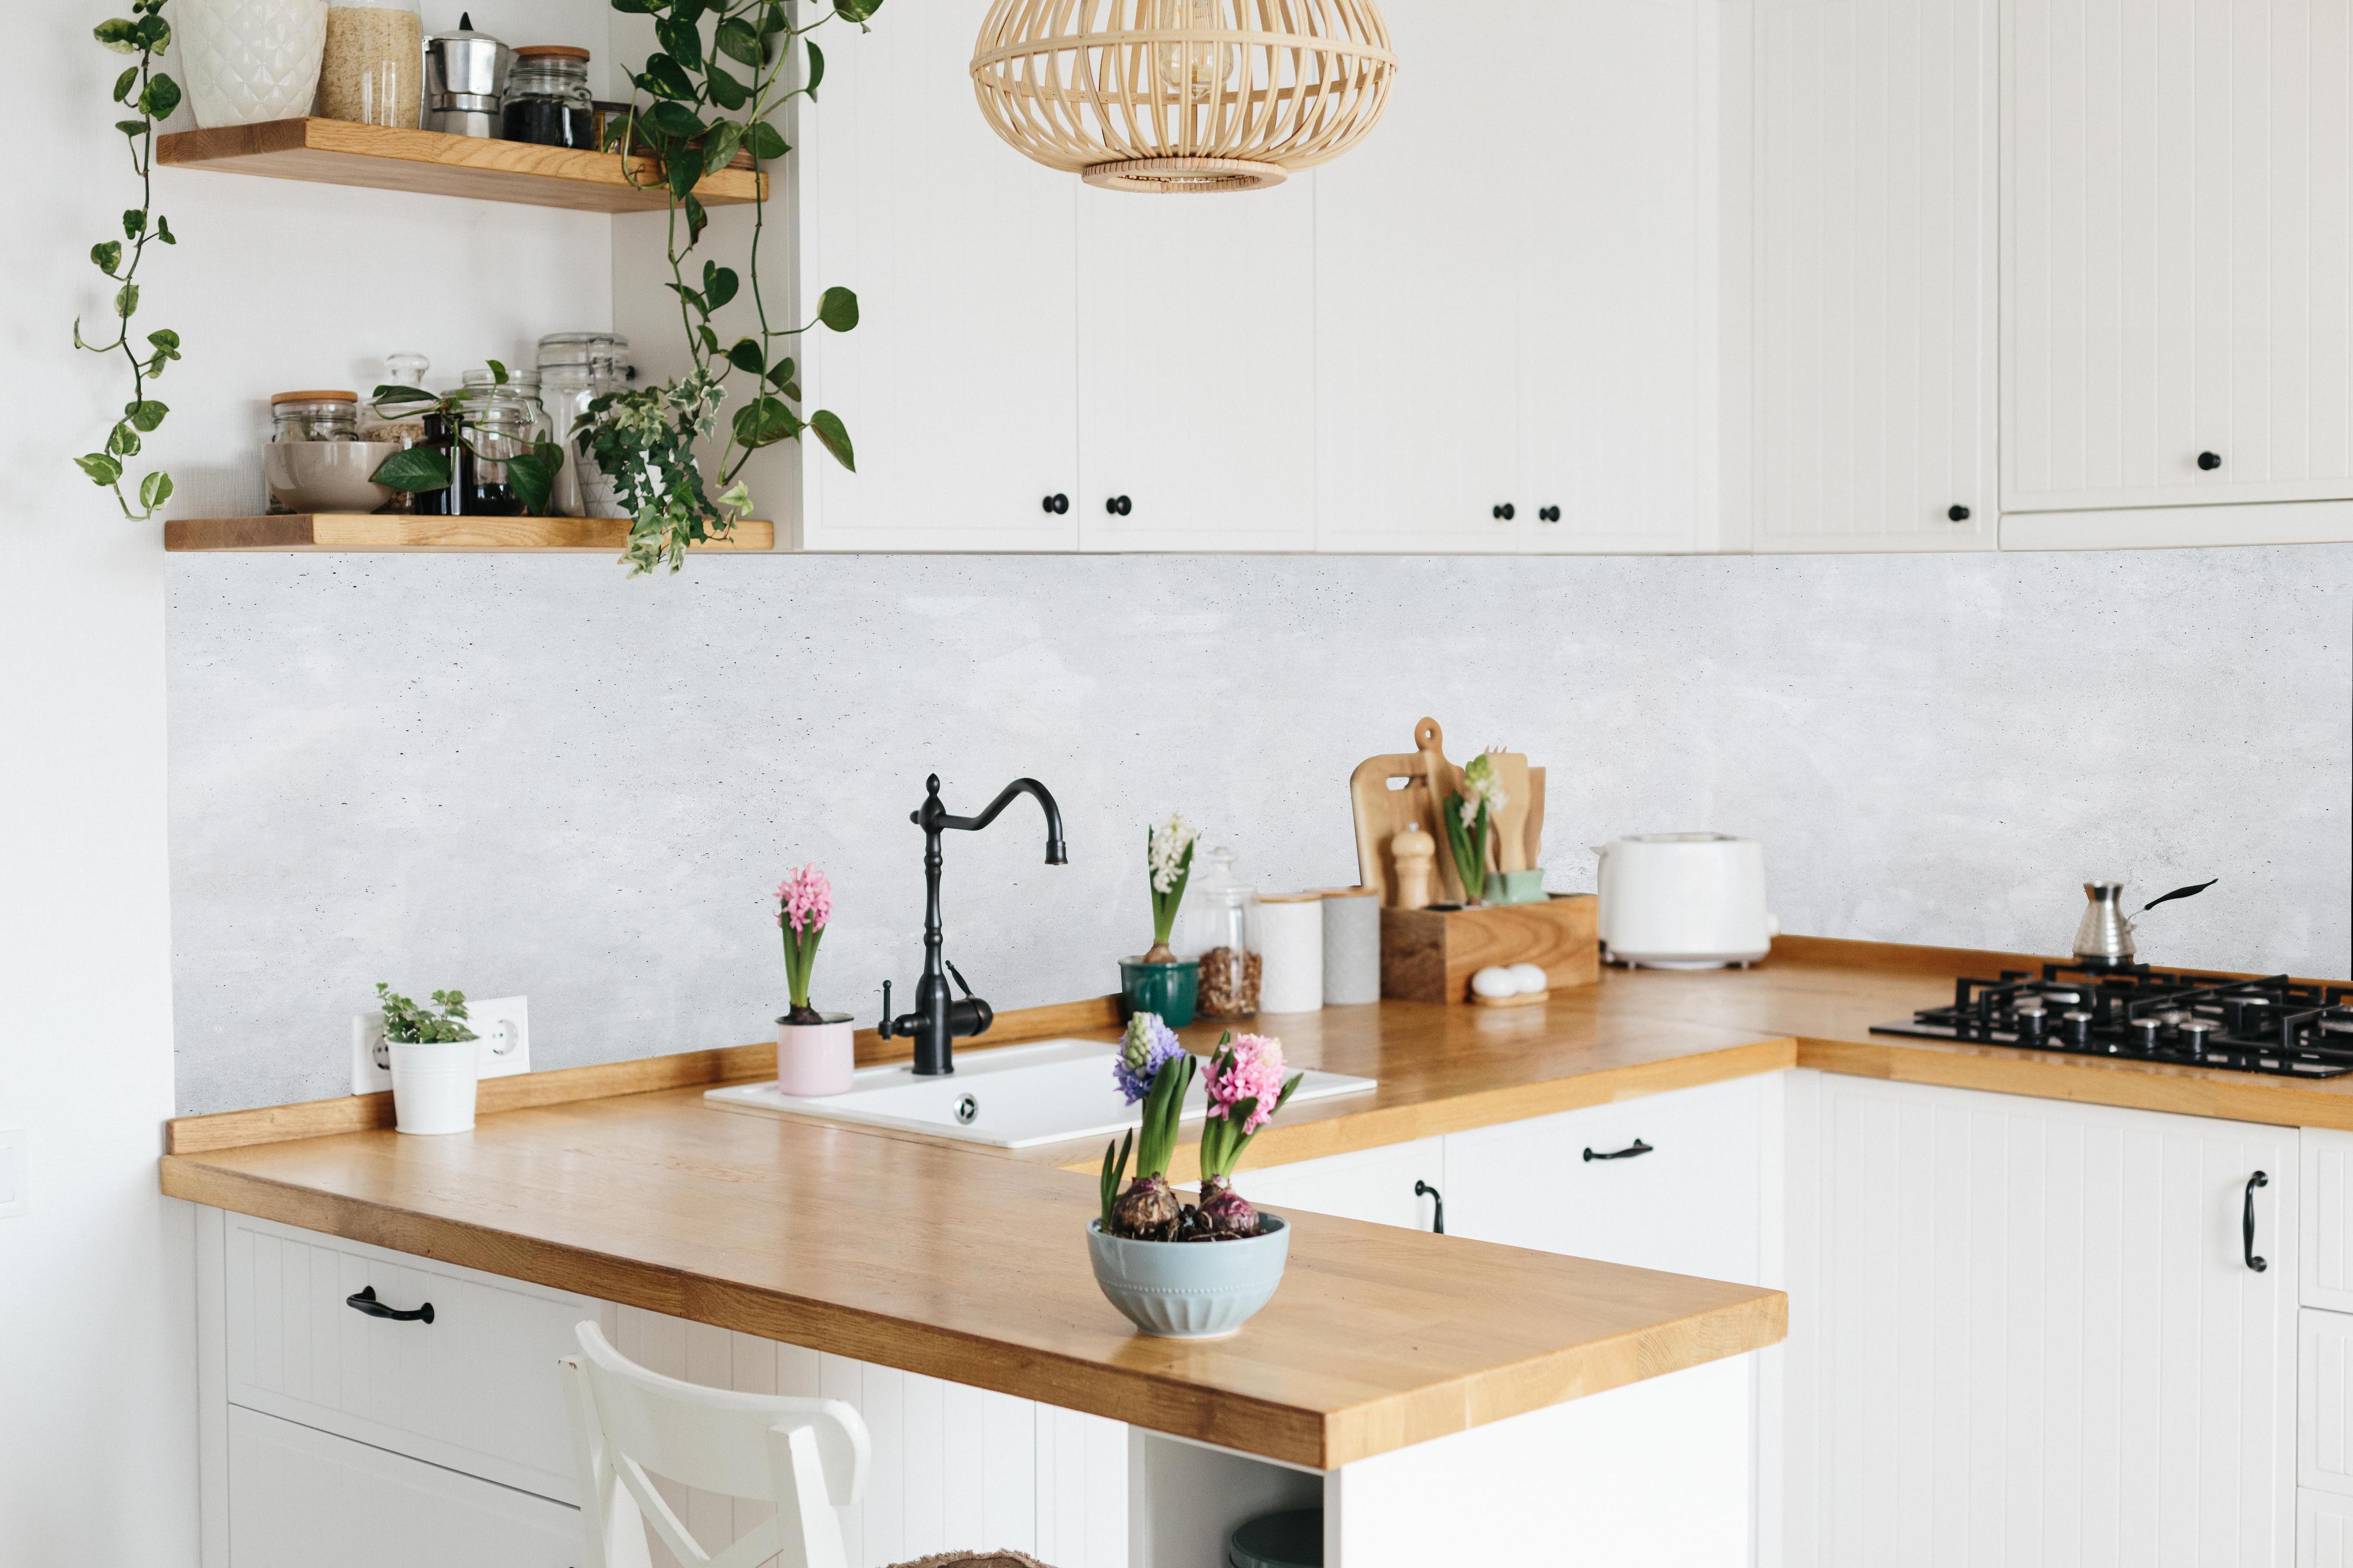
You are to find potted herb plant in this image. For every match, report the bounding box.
[1442,752,1509,905]
[377,983,478,1135]
[1087,1018,1304,1338]
[1121,814,1200,1027]
[775,865,853,1096]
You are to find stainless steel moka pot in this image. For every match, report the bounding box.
[425,14,512,138]
[2072,878,2217,967]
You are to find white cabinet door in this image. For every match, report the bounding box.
[1784,1072,2297,1568]
[2005,0,2353,516]
[228,1407,579,1568]
[1441,1074,1766,1283]
[794,4,1080,551]
[1232,1137,1445,1231]
[1754,0,1997,551]
[2304,1310,2353,1496]
[1076,180,1318,552]
[2308,1490,2353,1568]
[2305,1128,2353,1312]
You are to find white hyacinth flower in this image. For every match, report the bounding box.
[1149,813,1197,893]
[1462,753,1509,815]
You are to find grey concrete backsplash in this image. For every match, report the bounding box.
[166,547,2352,1115]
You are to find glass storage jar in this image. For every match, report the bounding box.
[451,381,542,515]
[502,45,597,148]
[318,0,423,128]
[537,332,632,517]
[1182,847,1262,1018]
[358,353,431,514]
[270,390,362,443]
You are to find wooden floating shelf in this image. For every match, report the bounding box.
[157,118,764,214]
[164,514,777,553]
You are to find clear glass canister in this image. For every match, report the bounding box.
[359,353,431,514]
[270,390,361,442]
[502,46,597,148]
[537,332,631,517]
[451,381,542,516]
[319,0,423,128]
[1182,846,1262,1018]
[460,367,554,443]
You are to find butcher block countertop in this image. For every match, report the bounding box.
[157,934,2346,1468]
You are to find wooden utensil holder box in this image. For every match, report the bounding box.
[1380,895,1599,1004]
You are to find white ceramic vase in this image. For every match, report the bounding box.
[776,1014,854,1097]
[389,1036,478,1135]
[178,0,329,129]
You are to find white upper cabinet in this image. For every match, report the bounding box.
[1754,0,1998,551]
[2004,0,2353,515]
[795,4,1080,551]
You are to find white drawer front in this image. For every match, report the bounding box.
[1233,1137,1445,1232]
[229,1406,579,1568]
[224,1212,599,1504]
[2306,1489,2353,1568]
[1443,1073,1765,1283]
[2308,1310,2353,1496]
[2305,1129,2353,1311]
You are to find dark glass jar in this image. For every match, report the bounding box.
[409,411,462,517]
[501,46,596,148]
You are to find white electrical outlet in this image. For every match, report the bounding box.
[350,996,531,1096]
[0,1129,25,1219]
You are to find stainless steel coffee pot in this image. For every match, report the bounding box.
[2072,878,2216,967]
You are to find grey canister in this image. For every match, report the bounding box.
[1320,887,1381,1005]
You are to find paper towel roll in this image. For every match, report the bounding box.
[1258,894,1325,1014]
[1320,887,1382,1005]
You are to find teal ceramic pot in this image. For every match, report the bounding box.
[1087,1216,1290,1338]
[1119,958,1199,1028]
[1490,869,1547,905]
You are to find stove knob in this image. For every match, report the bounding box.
[2063,1009,2095,1047]
[2179,1018,2217,1056]
[2015,1007,2048,1041]
[2130,1018,2163,1052]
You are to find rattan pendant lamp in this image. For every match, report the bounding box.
[970,1,1399,193]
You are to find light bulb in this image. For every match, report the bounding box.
[1152,0,1235,106]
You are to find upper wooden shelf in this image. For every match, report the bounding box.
[156,118,764,213]
[165,514,777,553]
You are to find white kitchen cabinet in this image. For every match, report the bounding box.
[2307,1128,2353,1312]
[2308,1490,2353,1568]
[1443,1074,1767,1283]
[2004,0,2353,520]
[1783,1071,2297,1567]
[1752,0,1998,552]
[2305,1310,2353,1496]
[228,1407,579,1568]
[1234,1137,1445,1231]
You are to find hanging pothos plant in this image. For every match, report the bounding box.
[76,0,184,520]
[593,0,874,574]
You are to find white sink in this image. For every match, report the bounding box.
[705,1037,1378,1150]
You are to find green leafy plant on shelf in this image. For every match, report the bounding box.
[375,984,477,1045]
[367,361,566,516]
[591,0,874,574]
[75,0,184,521]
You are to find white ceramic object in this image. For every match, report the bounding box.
[775,1014,854,1097]
[1256,894,1324,1014]
[1594,833,1779,969]
[265,441,403,513]
[707,1037,1376,1151]
[178,0,329,128]
[389,1036,477,1134]
[1470,965,1519,1000]
[1506,962,1548,995]
[1087,1216,1290,1339]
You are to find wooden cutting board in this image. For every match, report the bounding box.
[1351,719,1547,906]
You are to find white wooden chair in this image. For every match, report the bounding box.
[559,1321,871,1568]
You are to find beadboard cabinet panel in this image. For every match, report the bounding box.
[1783,1073,2297,1568]
[793,1,1081,551]
[2306,1128,2353,1312]
[2308,1490,2353,1568]
[2305,1310,2353,1496]
[2004,0,2353,513]
[1755,0,1998,552]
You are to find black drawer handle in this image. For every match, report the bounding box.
[1414,1179,1445,1234]
[2198,450,2223,471]
[1584,1138,1653,1162]
[1539,505,1561,523]
[346,1284,435,1324]
[2244,1171,2269,1272]
[1492,502,1516,521]
[1041,493,1068,514]
[1105,494,1132,516]
[1947,503,1971,522]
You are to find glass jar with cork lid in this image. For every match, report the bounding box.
[1181,847,1262,1019]
[319,0,423,128]
[502,46,597,148]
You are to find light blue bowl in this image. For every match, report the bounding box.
[1087,1216,1291,1339]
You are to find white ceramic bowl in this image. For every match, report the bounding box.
[266,441,406,513]
[1087,1215,1290,1338]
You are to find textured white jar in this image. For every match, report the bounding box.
[178,0,328,128]
[1256,894,1324,1014]
[388,1037,477,1134]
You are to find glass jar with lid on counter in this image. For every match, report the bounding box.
[502,46,597,148]
[537,332,631,517]
[1183,847,1263,1018]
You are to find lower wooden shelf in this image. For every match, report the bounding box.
[164,515,778,553]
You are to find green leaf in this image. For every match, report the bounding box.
[745,120,789,161]
[731,395,800,449]
[92,241,123,276]
[122,209,145,238]
[716,17,764,67]
[505,442,562,517]
[124,398,168,431]
[114,283,139,318]
[116,119,148,139]
[155,215,176,245]
[726,338,766,376]
[76,452,124,487]
[701,119,745,173]
[665,281,707,314]
[107,422,142,457]
[836,0,883,20]
[765,356,796,388]
[702,264,739,311]
[705,65,749,113]
[140,73,180,120]
[371,446,454,492]
[368,383,435,415]
[138,470,174,512]
[698,322,721,354]
[682,191,709,242]
[636,54,696,100]
[761,3,790,35]
[647,100,706,141]
[810,409,856,471]
[487,358,510,385]
[147,328,182,356]
[94,17,142,53]
[780,380,802,402]
[817,286,859,332]
[655,15,704,73]
[133,13,169,51]
[112,67,139,103]
[806,41,827,97]
[668,148,703,202]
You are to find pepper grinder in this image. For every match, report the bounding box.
[424,13,511,137]
[1391,823,1438,911]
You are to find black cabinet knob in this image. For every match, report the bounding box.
[1539,505,1561,523]
[1947,504,1971,522]
[1041,493,1069,515]
[1105,495,1132,516]
[2198,451,2223,471]
[1492,503,1516,521]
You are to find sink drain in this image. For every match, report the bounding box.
[954,1095,979,1125]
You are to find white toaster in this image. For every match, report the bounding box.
[1594,834,1777,968]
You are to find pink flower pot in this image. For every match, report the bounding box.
[776,1014,855,1097]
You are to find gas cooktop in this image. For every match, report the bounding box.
[1873,963,2353,1078]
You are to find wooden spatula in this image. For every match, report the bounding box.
[1482,747,1534,874]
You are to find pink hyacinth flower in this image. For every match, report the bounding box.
[776,865,833,935]
[1206,1033,1287,1135]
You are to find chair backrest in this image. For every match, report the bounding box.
[560,1320,870,1568]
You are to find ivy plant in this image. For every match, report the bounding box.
[368,361,566,517]
[593,0,874,574]
[76,0,183,520]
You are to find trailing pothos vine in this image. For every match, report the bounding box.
[77,0,183,521]
[594,0,876,574]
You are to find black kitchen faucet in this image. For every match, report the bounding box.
[879,774,1067,1076]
